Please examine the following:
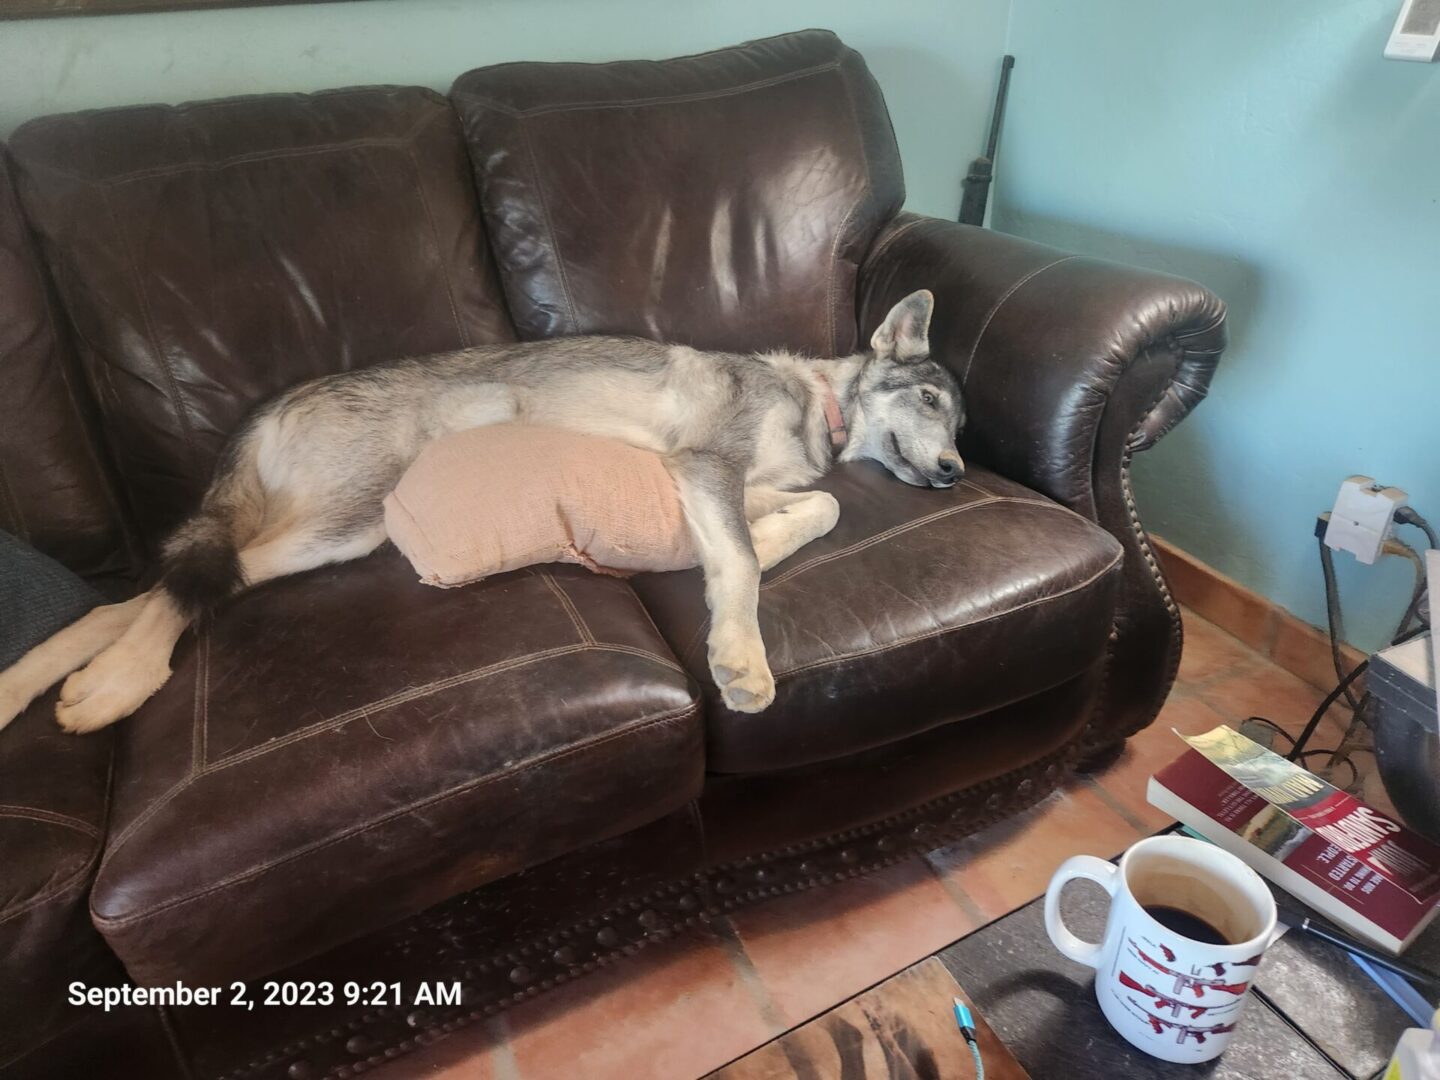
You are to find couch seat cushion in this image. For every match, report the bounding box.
[92,553,701,986]
[632,464,1123,774]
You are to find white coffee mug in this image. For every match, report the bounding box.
[1044,835,1278,1064]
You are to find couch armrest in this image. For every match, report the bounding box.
[858,213,1227,747]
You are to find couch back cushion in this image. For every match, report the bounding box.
[0,150,134,577]
[7,87,515,549]
[451,29,904,356]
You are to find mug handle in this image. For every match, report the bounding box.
[1044,854,1120,969]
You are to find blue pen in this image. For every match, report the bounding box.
[953,997,985,1079]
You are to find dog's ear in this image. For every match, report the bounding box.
[870,289,934,362]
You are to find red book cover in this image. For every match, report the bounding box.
[1149,731,1440,952]
[1183,725,1440,900]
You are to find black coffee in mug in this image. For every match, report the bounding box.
[1143,903,1231,945]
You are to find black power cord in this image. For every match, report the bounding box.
[1284,506,1435,767]
[1397,505,1440,551]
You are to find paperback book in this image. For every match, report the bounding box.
[1147,725,1440,953]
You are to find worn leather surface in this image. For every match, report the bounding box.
[0,149,133,579]
[633,463,1123,774]
[451,29,903,355]
[859,215,1226,747]
[0,701,124,1070]
[91,554,701,986]
[7,87,516,550]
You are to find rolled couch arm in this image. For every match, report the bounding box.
[858,213,1227,748]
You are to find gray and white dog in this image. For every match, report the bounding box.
[0,289,963,733]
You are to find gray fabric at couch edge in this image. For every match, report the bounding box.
[0,530,101,670]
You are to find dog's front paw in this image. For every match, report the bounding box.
[55,647,169,734]
[709,632,776,713]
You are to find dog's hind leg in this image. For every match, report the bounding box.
[667,451,775,714]
[0,595,149,732]
[54,520,386,734]
[744,487,841,572]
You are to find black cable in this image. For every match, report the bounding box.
[1287,623,1431,762]
[1286,658,1369,762]
[1318,538,1362,709]
[1396,506,1440,551]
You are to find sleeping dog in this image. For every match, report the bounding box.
[0,289,963,732]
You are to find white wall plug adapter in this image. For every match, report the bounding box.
[1323,476,1409,565]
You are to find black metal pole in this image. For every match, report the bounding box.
[959,55,1015,227]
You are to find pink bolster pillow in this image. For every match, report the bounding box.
[384,425,697,588]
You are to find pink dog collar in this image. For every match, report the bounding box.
[818,376,848,453]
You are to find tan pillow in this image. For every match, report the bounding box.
[384,424,696,588]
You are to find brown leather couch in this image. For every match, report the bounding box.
[0,30,1226,1080]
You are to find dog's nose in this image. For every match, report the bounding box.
[936,452,964,479]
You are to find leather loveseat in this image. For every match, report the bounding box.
[0,29,1225,1080]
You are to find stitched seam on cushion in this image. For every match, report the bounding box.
[98,184,199,461]
[404,139,470,349]
[210,645,595,767]
[960,256,1082,385]
[541,571,594,645]
[0,849,97,926]
[93,702,699,929]
[679,612,712,670]
[760,495,1059,591]
[36,108,446,186]
[678,489,1046,665]
[191,628,209,774]
[626,582,677,657]
[0,806,100,838]
[603,642,685,675]
[98,642,685,874]
[208,641,682,770]
[100,771,200,873]
[519,116,581,334]
[458,62,841,120]
[774,549,1124,680]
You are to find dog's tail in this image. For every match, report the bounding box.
[159,440,266,618]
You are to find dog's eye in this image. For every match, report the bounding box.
[920,390,937,407]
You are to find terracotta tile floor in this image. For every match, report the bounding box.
[372,608,1385,1079]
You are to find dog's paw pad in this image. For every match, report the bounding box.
[711,659,775,713]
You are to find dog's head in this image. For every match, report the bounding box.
[851,290,966,488]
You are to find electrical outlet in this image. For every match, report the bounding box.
[1323,476,1409,564]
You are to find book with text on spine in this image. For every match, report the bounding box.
[1146,725,1440,954]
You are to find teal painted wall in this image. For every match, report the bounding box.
[0,0,1011,220]
[995,0,1440,652]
